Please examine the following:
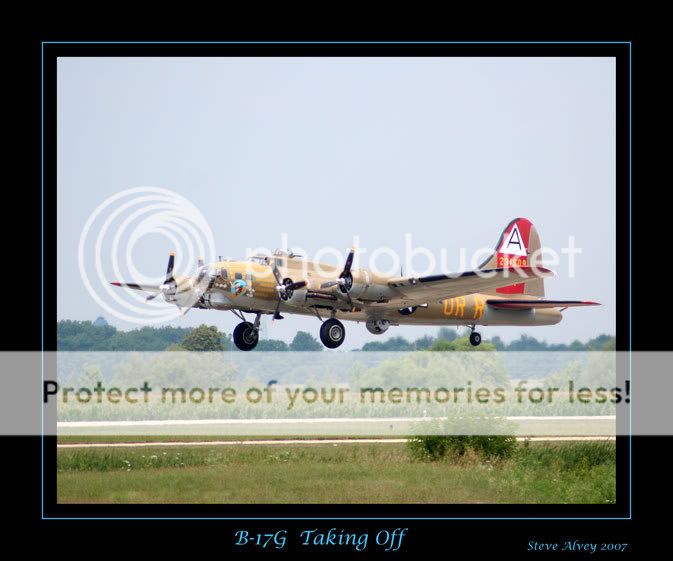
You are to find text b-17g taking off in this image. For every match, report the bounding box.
[112,218,599,351]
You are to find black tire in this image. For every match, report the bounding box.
[319,318,345,349]
[233,321,259,351]
[469,331,482,347]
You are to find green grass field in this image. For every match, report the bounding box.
[57,440,615,504]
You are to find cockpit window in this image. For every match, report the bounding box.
[275,258,285,268]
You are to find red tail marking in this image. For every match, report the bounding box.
[496,218,533,295]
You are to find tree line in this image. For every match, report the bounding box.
[57,319,615,352]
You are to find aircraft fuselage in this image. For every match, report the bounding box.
[196,258,562,328]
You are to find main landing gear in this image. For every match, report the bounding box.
[319,318,346,349]
[232,312,261,351]
[231,310,347,351]
[233,321,259,351]
[468,325,482,347]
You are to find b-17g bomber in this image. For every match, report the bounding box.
[112,218,599,350]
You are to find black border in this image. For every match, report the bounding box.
[33,38,633,541]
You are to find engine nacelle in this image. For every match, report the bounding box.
[339,269,369,299]
[287,288,308,305]
[366,319,390,335]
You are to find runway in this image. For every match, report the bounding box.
[57,436,616,449]
[57,415,616,427]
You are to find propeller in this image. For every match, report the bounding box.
[320,248,355,305]
[145,252,177,302]
[320,248,354,291]
[271,262,306,320]
[145,253,209,316]
[271,264,306,300]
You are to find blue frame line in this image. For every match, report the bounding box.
[43,41,631,45]
[41,40,45,520]
[628,42,633,516]
[41,40,632,521]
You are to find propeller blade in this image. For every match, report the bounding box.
[166,252,175,279]
[271,264,284,286]
[321,248,355,291]
[335,248,355,294]
[197,256,204,268]
[342,248,355,275]
[285,281,307,291]
[145,293,160,302]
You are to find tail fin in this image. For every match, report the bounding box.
[479,217,545,297]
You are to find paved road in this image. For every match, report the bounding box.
[57,436,616,449]
[57,416,615,427]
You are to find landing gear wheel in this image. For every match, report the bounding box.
[319,318,346,349]
[469,331,482,347]
[233,321,259,351]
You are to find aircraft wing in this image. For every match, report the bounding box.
[486,299,599,310]
[385,267,553,306]
[110,282,161,293]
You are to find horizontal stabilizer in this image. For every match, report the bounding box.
[487,299,600,310]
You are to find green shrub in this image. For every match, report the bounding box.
[407,435,454,461]
[407,434,516,462]
[470,434,517,459]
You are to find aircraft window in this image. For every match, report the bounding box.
[275,259,285,268]
[235,272,242,280]
[220,269,228,279]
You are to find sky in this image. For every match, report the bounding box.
[57,57,616,349]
